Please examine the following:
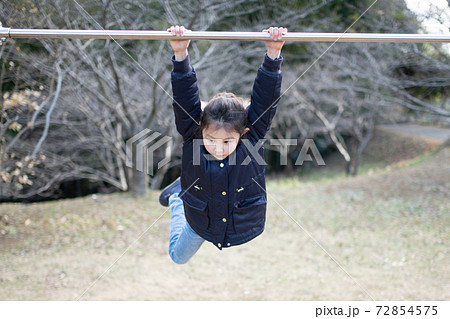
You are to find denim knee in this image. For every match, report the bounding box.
[168,248,190,264]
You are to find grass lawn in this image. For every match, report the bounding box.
[0,136,449,300]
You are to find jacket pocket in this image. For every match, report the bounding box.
[233,193,267,233]
[182,191,209,230]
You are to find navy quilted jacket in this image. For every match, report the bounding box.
[171,53,283,250]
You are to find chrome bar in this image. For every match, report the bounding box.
[0,24,10,39]
[2,27,450,43]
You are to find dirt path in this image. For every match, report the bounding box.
[378,124,450,144]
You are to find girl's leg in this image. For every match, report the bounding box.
[168,192,205,264]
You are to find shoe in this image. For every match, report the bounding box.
[159,177,181,207]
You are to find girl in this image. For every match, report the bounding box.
[160,25,287,264]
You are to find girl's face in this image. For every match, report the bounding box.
[202,126,246,160]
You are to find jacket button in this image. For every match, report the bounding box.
[220,163,224,167]
[222,191,227,196]
[218,243,222,248]
[222,218,227,222]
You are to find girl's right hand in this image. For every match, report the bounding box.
[167,25,191,61]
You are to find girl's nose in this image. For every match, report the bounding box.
[215,144,224,154]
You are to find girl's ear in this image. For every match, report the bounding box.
[241,127,250,136]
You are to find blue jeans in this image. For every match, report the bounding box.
[168,192,205,264]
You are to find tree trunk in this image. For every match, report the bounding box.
[350,158,358,176]
[345,161,352,176]
[131,167,148,197]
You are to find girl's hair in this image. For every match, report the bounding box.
[199,92,248,135]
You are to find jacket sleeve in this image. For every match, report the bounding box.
[171,55,202,141]
[246,53,283,141]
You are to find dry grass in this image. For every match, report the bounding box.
[0,136,449,300]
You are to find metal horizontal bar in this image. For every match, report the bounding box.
[1,27,450,43]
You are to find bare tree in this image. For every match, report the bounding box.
[2,0,447,200]
[1,0,319,200]
[271,38,449,176]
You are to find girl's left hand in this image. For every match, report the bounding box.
[263,27,288,59]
